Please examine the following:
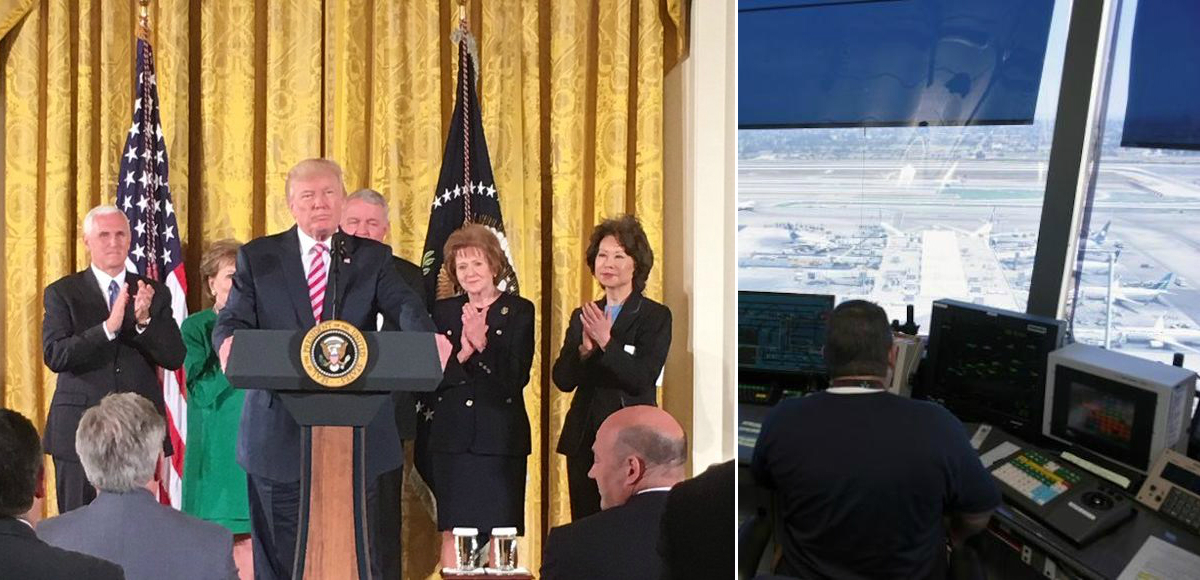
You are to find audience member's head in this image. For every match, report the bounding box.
[823,299,896,380]
[0,409,43,519]
[342,188,391,242]
[76,393,165,493]
[589,405,687,510]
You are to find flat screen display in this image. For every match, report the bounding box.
[738,291,834,374]
[739,0,1054,128]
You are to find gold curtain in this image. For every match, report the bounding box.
[1,0,687,577]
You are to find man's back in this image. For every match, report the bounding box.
[38,490,236,580]
[541,490,669,580]
[0,516,125,580]
[751,391,999,580]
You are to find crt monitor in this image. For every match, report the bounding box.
[738,291,834,375]
[1044,343,1197,474]
[919,299,1066,439]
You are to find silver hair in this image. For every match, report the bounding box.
[347,188,390,220]
[75,393,165,493]
[82,205,129,237]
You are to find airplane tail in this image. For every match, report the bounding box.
[1091,220,1112,244]
[1154,273,1175,290]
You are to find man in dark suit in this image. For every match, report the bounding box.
[658,460,735,579]
[0,408,125,580]
[214,159,442,580]
[42,205,185,513]
[39,393,238,580]
[541,405,686,580]
[342,187,427,580]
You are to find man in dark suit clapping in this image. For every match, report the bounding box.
[42,205,185,513]
[541,405,686,580]
[214,159,443,580]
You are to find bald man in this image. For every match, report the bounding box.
[541,405,686,580]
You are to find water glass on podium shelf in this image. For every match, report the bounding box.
[452,527,484,572]
[490,527,519,571]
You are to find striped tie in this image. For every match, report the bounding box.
[308,242,329,323]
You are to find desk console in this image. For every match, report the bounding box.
[992,449,1134,545]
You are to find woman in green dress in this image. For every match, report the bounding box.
[181,239,251,574]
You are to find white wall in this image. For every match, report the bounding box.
[663,0,736,471]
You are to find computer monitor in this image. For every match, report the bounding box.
[738,291,834,375]
[919,299,1066,439]
[1044,343,1197,474]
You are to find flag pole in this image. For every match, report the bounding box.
[138,0,151,40]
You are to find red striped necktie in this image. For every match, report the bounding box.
[308,242,329,323]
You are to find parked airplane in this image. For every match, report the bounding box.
[1079,250,1121,275]
[1078,273,1175,306]
[1086,220,1113,245]
[1122,316,1200,352]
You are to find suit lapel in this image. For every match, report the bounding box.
[279,226,316,328]
[609,292,643,338]
[80,268,111,313]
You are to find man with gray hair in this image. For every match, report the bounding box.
[341,187,426,580]
[541,405,687,580]
[42,204,185,513]
[39,393,237,580]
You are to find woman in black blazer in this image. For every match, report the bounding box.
[430,224,534,567]
[552,214,673,520]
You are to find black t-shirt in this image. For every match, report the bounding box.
[751,390,1000,580]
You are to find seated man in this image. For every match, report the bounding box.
[0,408,124,580]
[542,405,686,580]
[39,393,237,580]
[751,300,1000,580]
[658,459,734,579]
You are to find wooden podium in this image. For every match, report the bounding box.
[227,327,442,580]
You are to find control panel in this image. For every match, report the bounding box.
[989,448,1135,545]
[1137,448,1200,534]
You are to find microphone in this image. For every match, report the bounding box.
[328,232,345,321]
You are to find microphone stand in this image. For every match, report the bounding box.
[327,231,343,322]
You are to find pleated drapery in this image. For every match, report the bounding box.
[0,1,688,577]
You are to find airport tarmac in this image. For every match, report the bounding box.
[738,157,1200,371]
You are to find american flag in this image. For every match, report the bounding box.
[116,36,189,509]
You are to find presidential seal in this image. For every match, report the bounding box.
[300,320,368,388]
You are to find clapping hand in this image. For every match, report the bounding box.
[133,280,154,326]
[580,301,614,351]
[461,303,489,353]
[104,282,130,334]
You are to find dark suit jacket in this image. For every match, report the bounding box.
[541,490,670,580]
[552,292,672,456]
[430,292,534,455]
[659,461,735,580]
[38,489,236,580]
[386,255,427,441]
[0,516,125,580]
[42,269,185,462]
[213,227,435,481]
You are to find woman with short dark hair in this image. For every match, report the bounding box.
[552,214,673,520]
[430,224,534,567]
[181,239,252,569]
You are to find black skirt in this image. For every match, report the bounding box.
[433,451,527,534]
